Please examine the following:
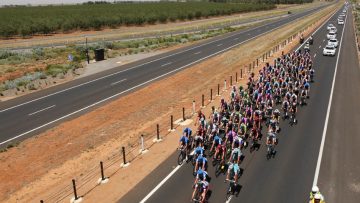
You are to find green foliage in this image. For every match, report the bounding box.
[0,2,276,38]
[45,64,72,77]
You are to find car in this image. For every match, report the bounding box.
[328,38,338,47]
[304,42,310,52]
[338,19,344,25]
[323,45,336,56]
[327,31,336,40]
[329,27,337,33]
[327,23,335,30]
[340,13,346,17]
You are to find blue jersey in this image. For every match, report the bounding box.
[214,135,222,145]
[183,128,192,137]
[179,136,189,145]
[196,169,208,181]
[195,146,204,156]
[196,156,207,164]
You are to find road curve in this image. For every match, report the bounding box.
[0,2,333,147]
[119,4,351,203]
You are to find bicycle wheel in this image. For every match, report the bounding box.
[178,151,184,165]
[225,186,232,200]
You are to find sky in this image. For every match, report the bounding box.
[0,0,159,6]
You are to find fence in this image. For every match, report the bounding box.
[39,16,323,203]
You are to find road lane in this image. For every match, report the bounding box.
[318,8,360,202]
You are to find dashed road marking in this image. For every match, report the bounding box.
[217,43,223,47]
[28,105,56,116]
[194,51,201,55]
[111,79,127,86]
[161,62,172,67]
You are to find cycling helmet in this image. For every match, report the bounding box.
[314,193,322,200]
[312,186,319,193]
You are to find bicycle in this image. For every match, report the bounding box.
[225,179,237,201]
[192,182,204,203]
[177,146,188,165]
[289,111,297,126]
[266,144,276,160]
[215,159,227,177]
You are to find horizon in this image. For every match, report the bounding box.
[0,0,161,6]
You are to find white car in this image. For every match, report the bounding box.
[338,19,344,25]
[323,45,336,56]
[328,38,338,47]
[327,31,336,40]
[327,23,335,30]
[329,27,337,33]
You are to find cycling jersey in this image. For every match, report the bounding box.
[213,135,222,146]
[195,146,204,156]
[196,169,208,181]
[231,148,242,161]
[179,136,189,145]
[183,128,192,137]
[196,156,207,164]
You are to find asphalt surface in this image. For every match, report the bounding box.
[318,8,360,202]
[0,2,334,147]
[118,5,351,203]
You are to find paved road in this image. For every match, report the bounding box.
[0,3,332,147]
[119,4,352,203]
[318,8,360,202]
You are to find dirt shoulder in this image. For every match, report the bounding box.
[0,3,339,203]
[0,2,321,50]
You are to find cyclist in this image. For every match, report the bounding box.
[290,101,297,124]
[183,127,192,138]
[229,147,242,164]
[179,134,190,160]
[194,154,208,174]
[309,186,324,201]
[191,179,209,203]
[266,131,277,156]
[193,168,208,185]
[226,162,240,185]
[309,193,325,203]
[194,145,204,159]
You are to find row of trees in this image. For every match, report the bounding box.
[0,2,275,38]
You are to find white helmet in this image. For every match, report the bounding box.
[314,193,322,200]
[312,185,319,193]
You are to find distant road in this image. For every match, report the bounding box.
[0,3,331,148]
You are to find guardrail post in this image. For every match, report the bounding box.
[170,115,174,131]
[256,58,258,67]
[240,69,243,79]
[71,179,82,202]
[210,89,213,101]
[202,94,204,108]
[40,200,44,203]
[192,100,195,114]
[121,147,127,165]
[97,161,109,184]
[235,72,238,83]
[182,107,185,121]
[217,84,220,96]
[153,124,162,143]
[230,76,232,86]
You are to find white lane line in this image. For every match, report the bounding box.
[217,43,223,47]
[323,39,326,42]
[319,45,322,48]
[314,53,317,58]
[139,164,182,203]
[226,196,233,203]
[194,51,201,55]
[0,6,324,114]
[0,6,334,146]
[233,38,239,41]
[161,62,172,67]
[110,79,127,86]
[28,105,56,116]
[313,7,347,187]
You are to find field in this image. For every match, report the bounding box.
[0,2,276,38]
